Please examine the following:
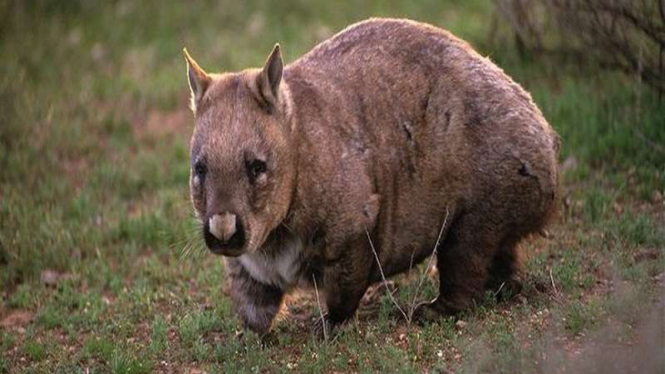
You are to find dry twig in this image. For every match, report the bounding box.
[365,228,409,322]
[549,268,559,295]
[312,275,328,341]
[407,207,450,322]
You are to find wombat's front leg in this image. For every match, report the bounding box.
[227,264,284,336]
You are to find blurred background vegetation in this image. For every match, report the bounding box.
[0,1,663,373]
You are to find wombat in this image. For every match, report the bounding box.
[183,18,559,336]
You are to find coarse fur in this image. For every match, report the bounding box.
[184,18,560,336]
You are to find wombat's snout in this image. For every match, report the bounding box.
[203,212,246,256]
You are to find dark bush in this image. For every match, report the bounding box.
[494,0,665,93]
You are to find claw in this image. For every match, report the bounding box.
[260,331,279,347]
[411,301,439,325]
[410,298,458,325]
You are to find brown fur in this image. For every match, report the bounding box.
[184,18,559,336]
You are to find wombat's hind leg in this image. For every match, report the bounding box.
[485,236,523,301]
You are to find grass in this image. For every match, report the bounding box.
[1,0,664,373]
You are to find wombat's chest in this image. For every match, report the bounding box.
[238,235,306,289]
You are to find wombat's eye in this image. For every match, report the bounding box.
[247,159,267,182]
[194,160,207,179]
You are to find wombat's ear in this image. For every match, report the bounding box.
[183,48,212,115]
[257,44,283,113]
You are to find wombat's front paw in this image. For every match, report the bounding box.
[260,331,279,347]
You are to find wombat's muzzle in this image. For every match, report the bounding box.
[203,212,246,256]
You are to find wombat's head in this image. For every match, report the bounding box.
[184,45,295,257]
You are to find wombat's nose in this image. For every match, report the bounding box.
[209,213,237,242]
[203,212,246,255]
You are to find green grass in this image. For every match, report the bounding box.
[23,340,47,362]
[565,300,602,337]
[109,349,152,374]
[1,0,664,373]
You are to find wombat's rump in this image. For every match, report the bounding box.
[184,18,559,336]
